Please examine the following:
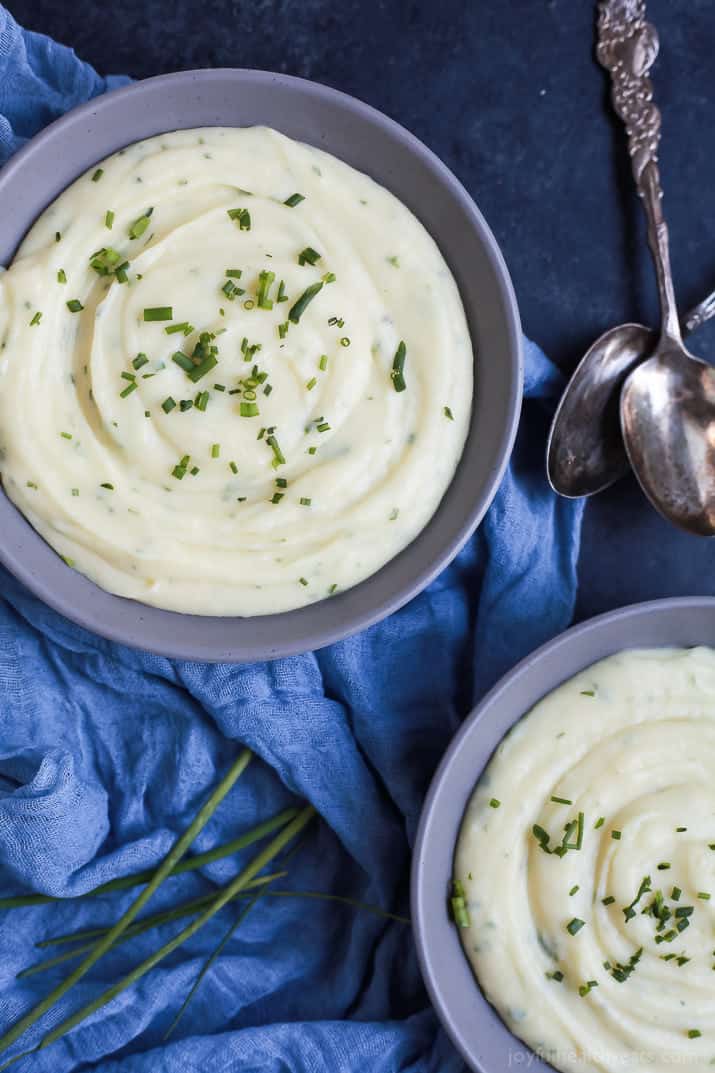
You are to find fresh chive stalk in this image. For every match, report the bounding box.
[19,805,314,1060]
[0,749,254,1058]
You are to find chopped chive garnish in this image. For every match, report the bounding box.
[284,193,305,207]
[307,446,317,455]
[100,483,114,490]
[322,271,336,284]
[328,583,338,594]
[263,383,273,396]
[179,400,193,412]
[450,879,471,928]
[144,307,173,321]
[132,353,149,370]
[444,405,454,420]
[225,269,242,279]
[257,270,276,309]
[578,981,598,997]
[57,268,67,284]
[120,382,137,398]
[698,892,711,900]
[391,341,407,392]
[55,231,61,243]
[71,488,79,497]
[129,207,153,239]
[609,947,642,983]
[299,497,312,506]
[89,246,123,276]
[298,246,321,266]
[316,422,330,433]
[288,281,324,324]
[243,299,255,310]
[687,1030,702,1039]
[319,354,328,371]
[594,817,605,829]
[105,210,114,229]
[278,321,289,340]
[328,316,344,327]
[227,207,251,230]
[229,461,238,474]
[29,311,42,326]
[340,336,351,347]
[580,689,596,696]
[277,280,287,303]
[162,397,177,413]
[165,322,194,335]
[602,896,615,906]
[91,168,104,182]
[222,279,244,301]
[214,383,226,392]
[546,970,564,982]
[657,863,671,870]
[211,444,220,459]
[121,372,136,382]
[622,875,651,921]
[66,299,83,313]
[551,796,573,806]
[275,477,288,489]
[672,886,682,901]
[172,351,195,373]
[676,827,687,832]
[195,391,209,412]
[60,432,72,440]
[674,906,693,918]
[306,377,317,391]
[271,492,284,504]
[566,918,585,936]
[569,885,580,896]
[240,402,259,418]
[489,798,501,809]
[299,577,309,587]
[26,481,37,490]
[190,466,200,476]
[532,825,551,852]
[611,830,622,840]
[266,434,286,467]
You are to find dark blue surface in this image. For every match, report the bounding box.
[8,0,714,613]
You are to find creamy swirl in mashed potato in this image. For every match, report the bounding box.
[0,127,472,616]
[455,647,715,1073]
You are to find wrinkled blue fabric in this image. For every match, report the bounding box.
[0,6,585,1070]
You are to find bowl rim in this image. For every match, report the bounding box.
[0,68,522,661]
[411,595,715,1073]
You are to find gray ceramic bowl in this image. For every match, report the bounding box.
[0,69,521,661]
[412,596,715,1073]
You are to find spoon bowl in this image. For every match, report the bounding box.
[621,345,715,535]
[546,322,653,497]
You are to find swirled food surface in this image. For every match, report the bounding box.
[0,127,472,615]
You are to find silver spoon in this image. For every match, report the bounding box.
[546,290,715,499]
[598,0,715,534]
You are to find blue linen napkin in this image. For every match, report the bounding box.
[0,6,584,1070]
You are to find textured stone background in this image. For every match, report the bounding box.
[9,0,715,616]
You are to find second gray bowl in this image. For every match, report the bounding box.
[0,68,522,661]
[412,596,715,1073]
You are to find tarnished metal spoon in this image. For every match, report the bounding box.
[597,0,715,535]
[546,290,715,499]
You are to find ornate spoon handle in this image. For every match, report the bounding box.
[597,0,681,342]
